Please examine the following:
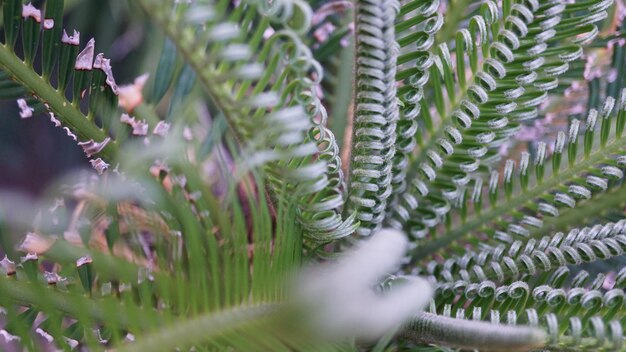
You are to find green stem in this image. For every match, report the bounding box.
[115,304,278,352]
[0,44,117,161]
[403,312,547,351]
[539,183,626,234]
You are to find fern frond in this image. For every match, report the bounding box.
[137,0,356,242]
[345,0,400,236]
[388,0,610,238]
[384,0,442,229]
[411,90,626,262]
[431,276,626,350]
[115,304,281,352]
[0,160,304,349]
[427,220,626,284]
[0,0,119,163]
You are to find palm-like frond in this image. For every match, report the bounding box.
[389,0,611,238]
[0,158,308,349]
[136,0,357,242]
[412,91,626,263]
[427,265,626,350]
[345,0,400,236]
[0,0,118,163]
[429,220,626,284]
[3,0,626,350]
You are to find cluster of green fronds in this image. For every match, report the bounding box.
[1,0,626,350]
[136,0,360,243]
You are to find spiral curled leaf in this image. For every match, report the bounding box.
[386,0,611,239]
[411,90,626,263]
[137,0,356,242]
[432,277,626,351]
[346,0,401,236]
[428,220,626,284]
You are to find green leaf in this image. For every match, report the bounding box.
[138,0,355,241]
[0,41,117,160]
[197,113,227,160]
[21,4,41,64]
[57,29,79,92]
[3,0,22,49]
[149,37,177,104]
[42,0,65,78]
[389,0,610,240]
[411,91,626,263]
[345,0,400,236]
[76,257,94,295]
[166,63,195,120]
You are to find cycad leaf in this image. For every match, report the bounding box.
[0,1,119,164]
[387,0,610,238]
[42,0,64,78]
[345,0,400,236]
[149,37,177,104]
[3,0,21,48]
[411,91,626,267]
[430,273,626,350]
[429,220,626,284]
[166,63,195,120]
[0,158,304,349]
[137,0,356,242]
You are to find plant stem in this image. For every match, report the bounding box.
[539,182,626,234]
[402,312,547,351]
[115,304,278,352]
[0,44,117,161]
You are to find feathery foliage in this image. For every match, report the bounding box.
[1,0,626,350]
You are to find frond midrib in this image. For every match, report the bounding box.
[537,181,626,235]
[0,44,117,160]
[116,303,279,352]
